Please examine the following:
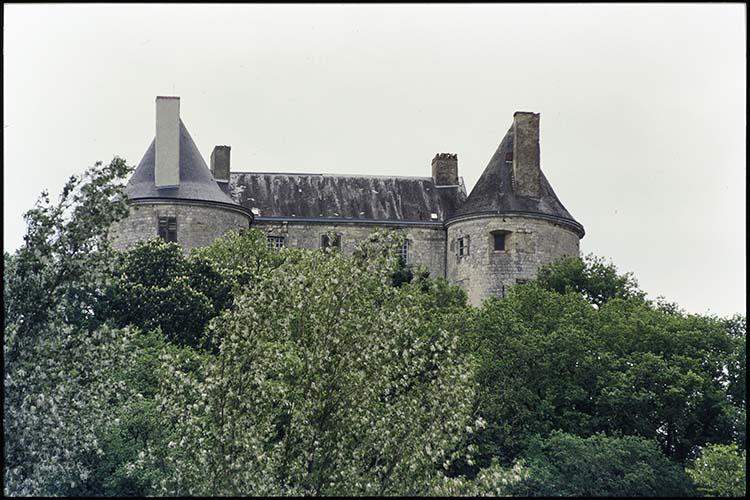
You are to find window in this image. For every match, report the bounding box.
[399,240,410,264]
[457,236,469,257]
[158,216,177,242]
[321,233,341,250]
[266,235,285,250]
[491,230,510,251]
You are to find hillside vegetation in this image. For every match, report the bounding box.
[3,160,745,496]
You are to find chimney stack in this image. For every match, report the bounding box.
[210,145,231,183]
[431,153,458,186]
[511,111,541,199]
[155,96,181,188]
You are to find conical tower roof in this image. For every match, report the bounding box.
[454,124,584,237]
[126,119,241,207]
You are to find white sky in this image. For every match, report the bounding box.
[3,3,746,317]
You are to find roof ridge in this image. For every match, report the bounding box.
[231,172,434,180]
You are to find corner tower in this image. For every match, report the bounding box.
[110,96,253,251]
[446,112,585,305]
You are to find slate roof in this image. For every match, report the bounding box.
[126,120,241,207]
[455,125,585,237]
[229,172,467,223]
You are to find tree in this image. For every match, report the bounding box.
[4,158,141,496]
[100,239,233,348]
[535,253,645,307]
[464,283,601,469]
[687,443,746,497]
[464,275,744,473]
[190,228,289,292]
[138,245,479,495]
[508,431,696,497]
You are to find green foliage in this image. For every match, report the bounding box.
[430,460,528,496]
[4,158,138,496]
[508,431,696,497]
[466,281,744,472]
[536,253,645,307]
[687,443,746,497]
[100,239,233,348]
[465,283,600,468]
[191,228,289,289]
[4,157,131,348]
[4,158,745,496]
[84,330,206,496]
[142,248,478,495]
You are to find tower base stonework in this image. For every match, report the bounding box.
[110,200,251,252]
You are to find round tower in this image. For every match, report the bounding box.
[110,96,253,251]
[445,112,585,306]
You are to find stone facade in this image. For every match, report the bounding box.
[254,220,447,278]
[110,200,250,252]
[446,214,580,305]
[111,99,585,307]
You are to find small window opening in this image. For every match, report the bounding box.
[321,233,341,250]
[492,230,510,251]
[158,216,177,242]
[505,152,513,162]
[399,240,410,264]
[266,235,286,250]
[457,236,469,257]
[516,278,528,285]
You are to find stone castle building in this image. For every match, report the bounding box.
[110,97,585,305]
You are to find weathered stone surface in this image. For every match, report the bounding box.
[211,146,231,182]
[110,201,251,252]
[110,102,585,306]
[431,153,458,186]
[512,112,541,199]
[254,220,447,278]
[446,214,580,305]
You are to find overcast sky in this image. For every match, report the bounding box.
[3,3,745,317]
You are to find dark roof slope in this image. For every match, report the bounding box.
[229,172,466,223]
[126,120,239,206]
[455,125,584,236]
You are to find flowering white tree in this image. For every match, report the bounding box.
[143,238,481,495]
[3,158,141,496]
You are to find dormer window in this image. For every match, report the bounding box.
[158,216,177,242]
[491,230,510,251]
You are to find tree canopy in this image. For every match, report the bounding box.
[3,159,745,497]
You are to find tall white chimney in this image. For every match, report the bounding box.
[155,96,180,187]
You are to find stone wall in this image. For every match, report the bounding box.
[110,200,251,251]
[446,214,580,306]
[254,220,447,278]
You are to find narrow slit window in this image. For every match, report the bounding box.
[457,236,469,257]
[158,216,177,242]
[494,233,506,251]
